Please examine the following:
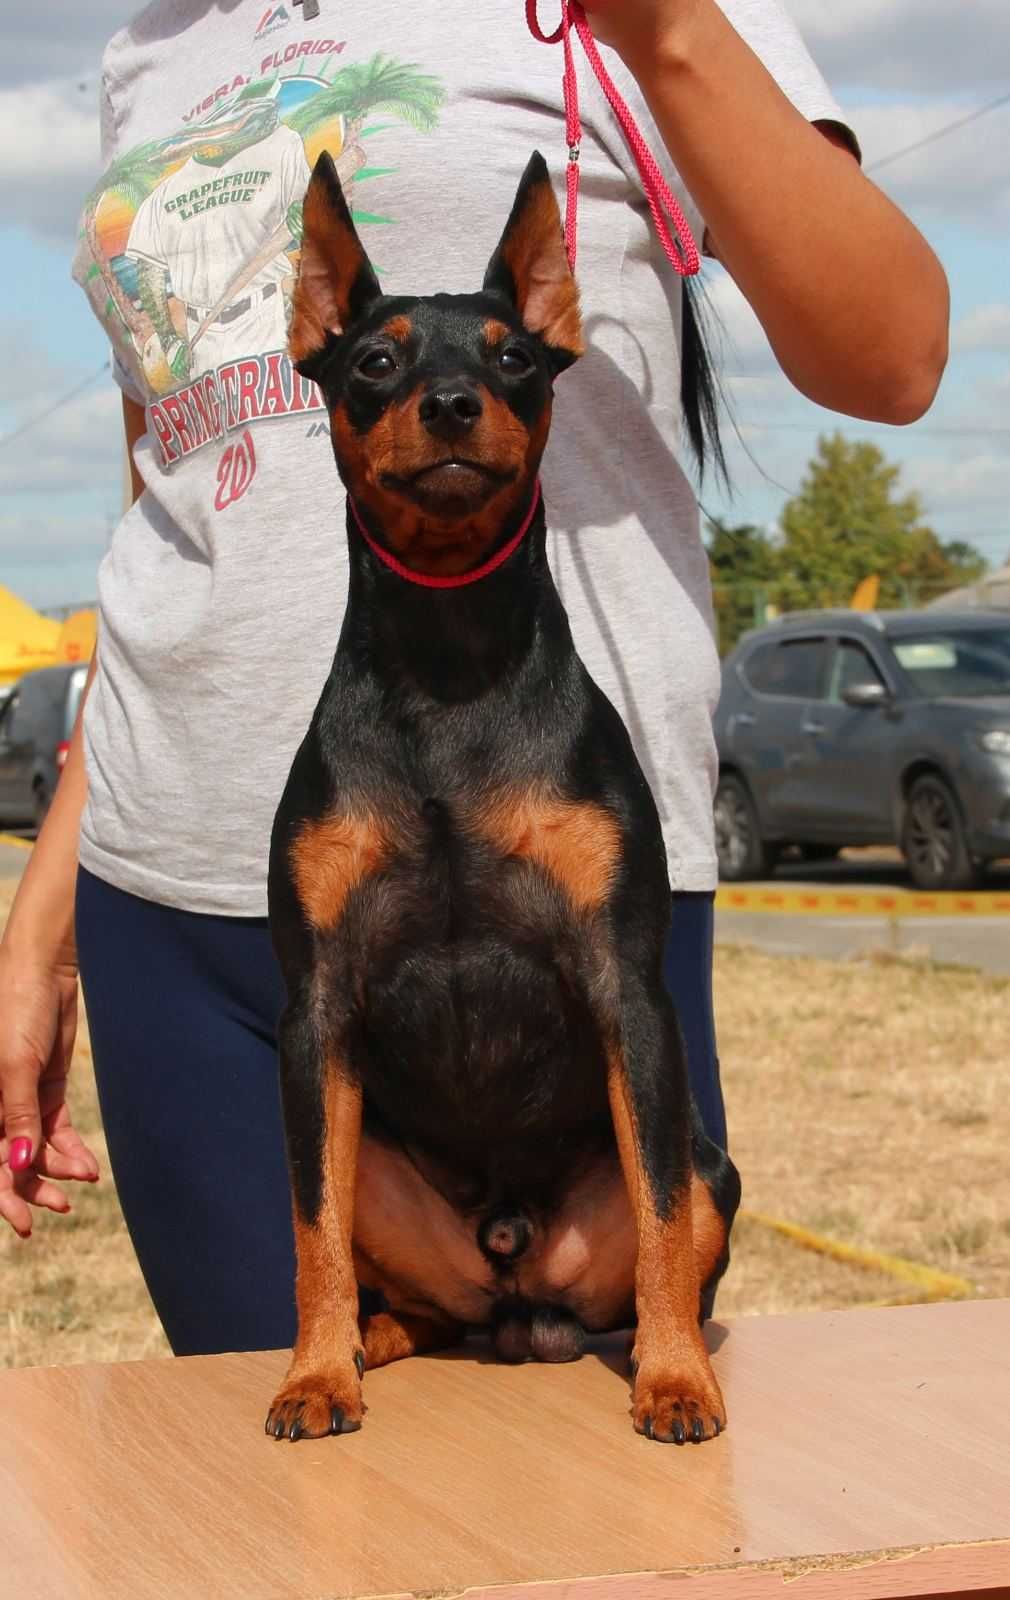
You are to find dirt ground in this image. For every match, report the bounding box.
[1,871,1007,1367]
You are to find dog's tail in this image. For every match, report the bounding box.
[681,275,728,489]
[477,1211,534,1265]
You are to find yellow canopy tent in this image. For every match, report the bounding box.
[56,609,98,665]
[0,587,60,686]
[849,575,880,612]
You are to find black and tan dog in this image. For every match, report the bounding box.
[265,151,740,1445]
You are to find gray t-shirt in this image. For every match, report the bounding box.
[73,0,848,915]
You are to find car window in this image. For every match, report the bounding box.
[828,640,886,702]
[0,692,19,739]
[892,628,1010,698]
[744,638,826,699]
[64,668,89,739]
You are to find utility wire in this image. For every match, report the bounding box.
[0,365,107,454]
[865,90,1010,174]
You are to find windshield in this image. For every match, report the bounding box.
[64,667,89,738]
[892,628,1010,698]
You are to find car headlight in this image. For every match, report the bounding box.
[979,729,1010,755]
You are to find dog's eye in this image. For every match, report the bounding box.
[499,345,533,376]
[356,349,396,379]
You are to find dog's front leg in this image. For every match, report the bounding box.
[266,1006,365,1441]
[607,973,726,1444]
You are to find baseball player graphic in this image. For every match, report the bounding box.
[126,79,311,386]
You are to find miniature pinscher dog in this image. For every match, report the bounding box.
[265,150,740,1445]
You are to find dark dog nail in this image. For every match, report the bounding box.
[672,1420,686,1445]
[691,1418,704,1443]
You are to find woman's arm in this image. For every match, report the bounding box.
[583,0,949,423]
[0,395,145,1233]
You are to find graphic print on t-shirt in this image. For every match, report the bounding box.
[77,48,444,467]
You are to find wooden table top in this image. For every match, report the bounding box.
[3,1299,1009,1600]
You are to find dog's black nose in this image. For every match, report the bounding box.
[418,383,483,439]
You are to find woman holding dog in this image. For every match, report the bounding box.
[0,0,947,1356]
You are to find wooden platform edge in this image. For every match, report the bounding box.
[355,1539,1010,1600]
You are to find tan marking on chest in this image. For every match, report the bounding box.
[474,790,621,911]
[290,813,390,931]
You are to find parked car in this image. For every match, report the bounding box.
[714,610,1010,890]
[0,663,89,829]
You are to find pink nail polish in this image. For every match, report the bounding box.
[9,1138,32,1172]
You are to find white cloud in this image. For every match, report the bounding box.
[0,328,119,503]
[909,450,1010,532]
[0,382,120,497]
[789,0,1010,92]
[856,100,1010,224]
[0,0,123,87]
[0,76,101,242]
[703,273,778,379]
[953,304,1010,354]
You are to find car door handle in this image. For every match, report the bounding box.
[802,720,825,735]
[735,712,756,727]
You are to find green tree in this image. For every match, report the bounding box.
[776,433,986,610]
[706,520,780,655]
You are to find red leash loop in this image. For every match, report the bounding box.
[351,482,542,590]
[525,0,700,278]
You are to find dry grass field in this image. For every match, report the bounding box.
[1,866,1008,1368]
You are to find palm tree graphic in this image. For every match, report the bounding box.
[78,54,445,382]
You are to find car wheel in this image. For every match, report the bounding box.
[714,775,772,881]
[901,774,975,891]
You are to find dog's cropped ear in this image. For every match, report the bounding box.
[289,152,381,375]
[483,151,584,376]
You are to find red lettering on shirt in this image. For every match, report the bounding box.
[235,358,262,423]
[161,394,195,454]
[149,402,179,464]
[289,366,322,413]
[260,351,288,416]
[214,430,257,511]
[218,364,240,429]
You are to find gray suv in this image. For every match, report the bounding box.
[0,664,89,829]
[714,610,1010,889]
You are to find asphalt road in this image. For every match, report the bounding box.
[0,836,32,877]
[715,851,1010,977]
[1,837,1007,976]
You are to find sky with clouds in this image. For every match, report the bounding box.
[0,0,1008,608]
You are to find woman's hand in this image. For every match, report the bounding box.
[582,0,948,423]
[0,948,99,1237]
[580,0,702,67]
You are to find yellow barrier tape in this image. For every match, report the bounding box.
[0,833,32,852]
[715,884,1010,918]
[741,1208,974,1305]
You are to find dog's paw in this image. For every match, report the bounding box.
[631,1359,726,1445]
[265,1357,365,1442]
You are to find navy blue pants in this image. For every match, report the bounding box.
[77,867,726,1356]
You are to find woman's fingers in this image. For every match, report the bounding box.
[34,1124,100,1183]
[0,1169,33,1236]
[0,1056,43,1176]
[0,1165,71,1235]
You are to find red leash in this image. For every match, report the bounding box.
[350,482,542,590]
[525,0,700,277]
